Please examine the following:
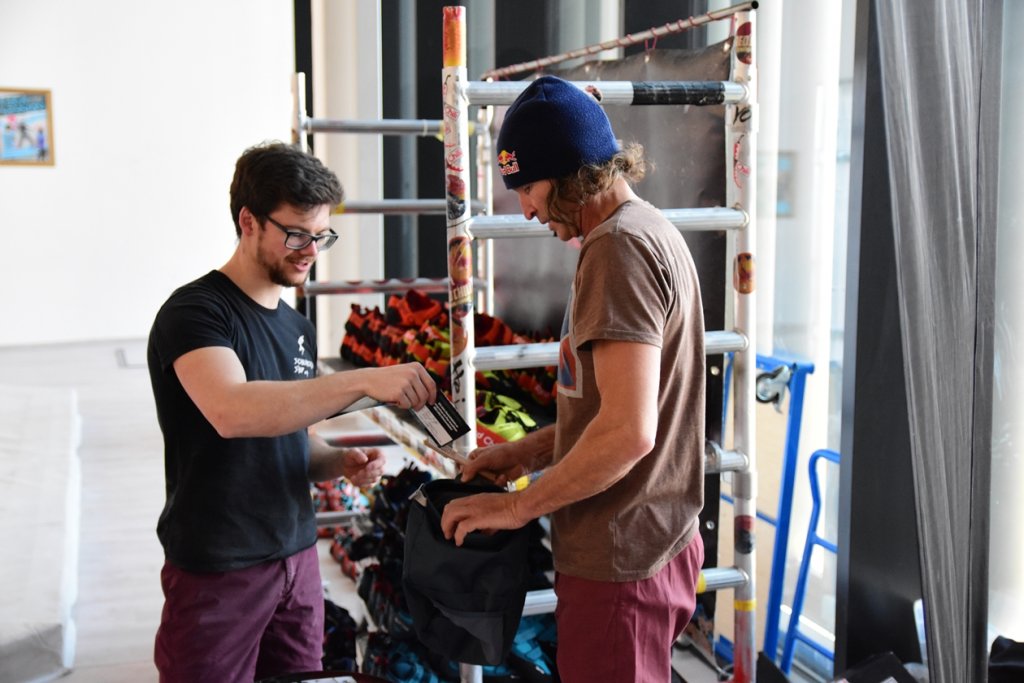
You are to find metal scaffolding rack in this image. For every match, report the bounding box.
[292,4,759,680]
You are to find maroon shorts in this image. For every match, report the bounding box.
[553,532,704,683]
[154,544,324,683]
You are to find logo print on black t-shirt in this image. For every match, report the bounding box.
[294,335,314,377]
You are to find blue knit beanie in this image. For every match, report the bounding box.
[497,76,620,190]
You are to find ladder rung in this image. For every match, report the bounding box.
[705,440,748,473]
[474,331,747,371]
[522,565,749,616]
[300,277,452,297]
[464,80,747,107]
[334,199,485,216]
[661,207,747,231]
[315,510,366,527]
[522,589,557,616]
[304,117,445,136]
[706,330,748,354]
[699,566,749,593]
[470,215,553,239]
[475,342,559,371]
[470,207,746,239]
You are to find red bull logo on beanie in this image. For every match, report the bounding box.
[497,149,520,177]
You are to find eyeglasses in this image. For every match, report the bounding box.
[263,215,339,251]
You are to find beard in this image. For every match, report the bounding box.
[256,229,310,288]
[264,258,306,288]
[262,255,305,288]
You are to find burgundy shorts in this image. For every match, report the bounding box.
[154,544,324,683]
[553,532,704,683]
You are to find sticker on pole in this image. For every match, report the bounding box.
[734,252,755,294]
[413,392,471,447]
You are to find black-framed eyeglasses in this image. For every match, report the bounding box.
[263,215,339,251]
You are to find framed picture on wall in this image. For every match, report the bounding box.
[0,88,55,166]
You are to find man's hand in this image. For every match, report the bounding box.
[440,491,527,546]
[308,433,387,486]
[460,441,531,487]
[362,363,436,410]
[339,447,386,488]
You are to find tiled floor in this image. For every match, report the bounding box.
[1,340,165,682]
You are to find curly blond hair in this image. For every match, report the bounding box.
[546,142,648,232]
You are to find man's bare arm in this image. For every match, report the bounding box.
[174,346,435,438]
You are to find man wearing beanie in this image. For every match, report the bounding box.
[443,76,706,682]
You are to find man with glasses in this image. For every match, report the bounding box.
[147,141,436,682]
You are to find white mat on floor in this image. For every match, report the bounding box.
[0,385,81,683]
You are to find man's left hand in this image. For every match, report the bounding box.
[340,447,386,488]
[440,491,526,546]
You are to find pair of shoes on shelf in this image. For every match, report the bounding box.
[506,614,557,683]
[516,368,557,410]
[475,369,555,420]
[376,323,409,358]
[358,558,416,641]
[368,465,433,532]
[314,481,370,538]
[328,527,365,581]
[406,343,450,384]
[341,332,379,367]
[363,631,448,682]
[399,322,451,384]
[314,480,370,512]
[341,304,388,366]
[345,304,385,337]
[476,391,539,444]
[388,290,448,329]
[475,313,532,347]
[322,598,359,672]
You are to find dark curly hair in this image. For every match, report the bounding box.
[229,141,344,237]
[546,142,648,233]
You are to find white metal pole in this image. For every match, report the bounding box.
[442,3,480,483]
[292,72,308,152]
[444,9,481,681]
[726,9,758,683]
[475,98,495,316]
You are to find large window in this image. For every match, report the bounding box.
[990,0,1024,645]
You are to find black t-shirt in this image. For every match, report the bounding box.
[147,270,318,572]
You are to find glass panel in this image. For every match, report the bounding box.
[989,0,1024,645]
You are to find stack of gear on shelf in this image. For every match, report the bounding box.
[340,290,557,444]
[322,597,360,672]
[324,463,558,682]
[312,478,370,539]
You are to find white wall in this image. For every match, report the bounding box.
[310,0,384,357]
[0,0,295,347]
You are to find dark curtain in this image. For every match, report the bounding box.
[874,2,998,681]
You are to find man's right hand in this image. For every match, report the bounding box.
[363,362,436,410]
[460,441,531,488]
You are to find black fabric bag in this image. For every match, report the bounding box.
[990,635,1024,683]
[402,479,531,666]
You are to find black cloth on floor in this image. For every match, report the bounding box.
[990,635,1024,683]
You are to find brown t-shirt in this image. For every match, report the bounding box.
[551,199,705,581]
